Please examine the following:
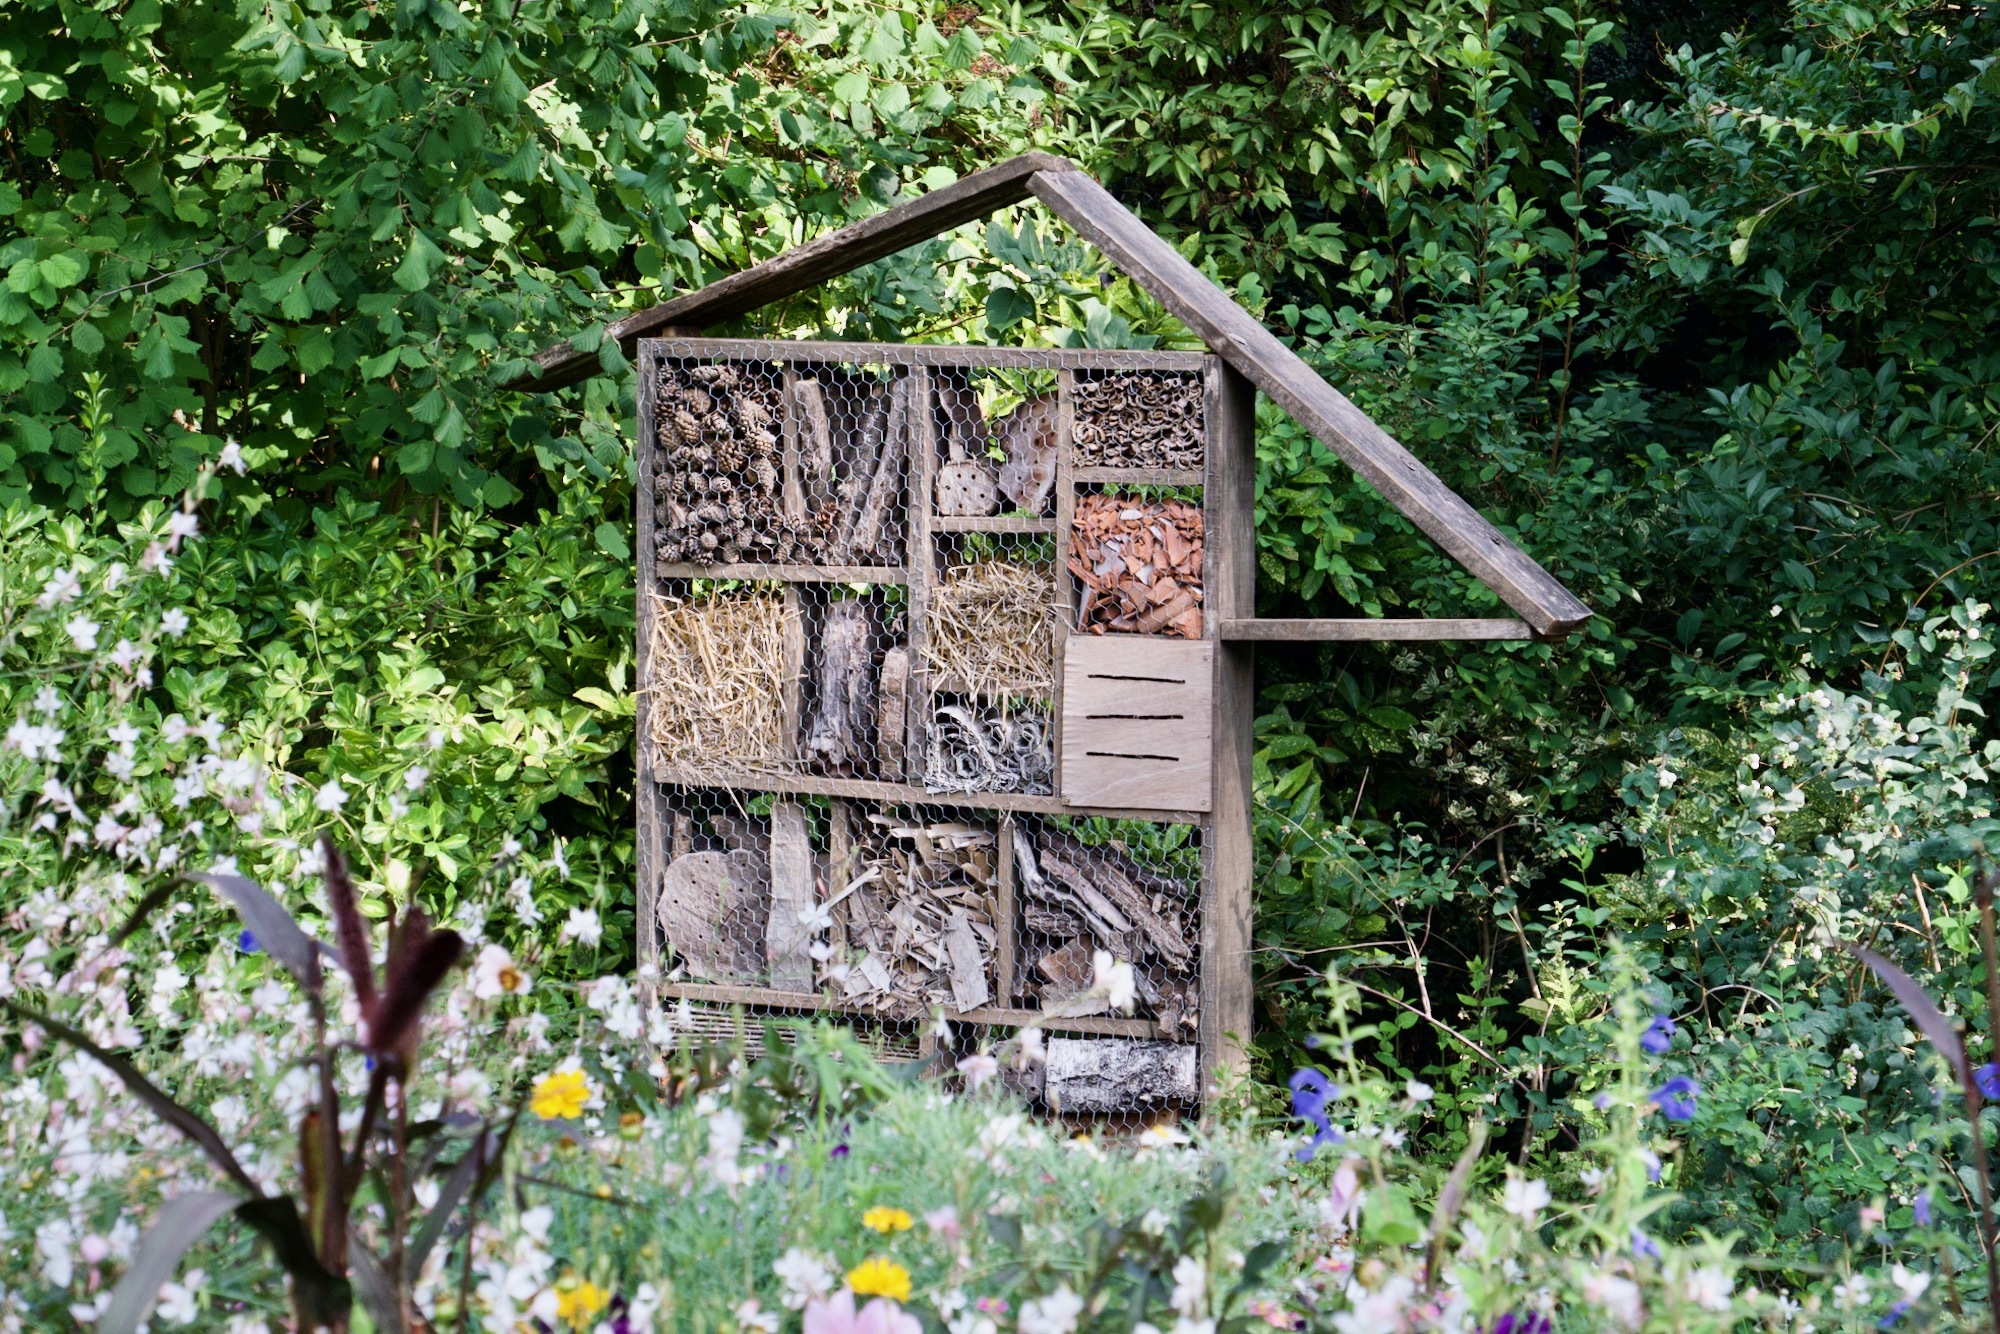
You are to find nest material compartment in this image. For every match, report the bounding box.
[924,698,1054,795]
[645,591,800,782]
[827,815,1000,1017]
[1069,495,1204,638]
[1070,373,1204,471]
[923,558,1059,697]
[653,363,815,565]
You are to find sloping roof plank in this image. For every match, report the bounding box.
[1028,169,1591,637]
[505,152,1075,393]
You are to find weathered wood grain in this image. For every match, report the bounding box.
[509,154,1078,391]
[1217,617,1536,641]
[1059,635,1214,812]
[766,801,815,991]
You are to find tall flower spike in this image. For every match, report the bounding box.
[321,836,377,1014]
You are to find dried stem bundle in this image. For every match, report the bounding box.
[923,559,1058,697]
[644,591,800,782]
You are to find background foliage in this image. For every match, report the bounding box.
[8,0,2000,1283]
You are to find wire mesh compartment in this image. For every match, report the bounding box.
[636,339,1227,1123]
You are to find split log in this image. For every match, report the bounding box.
[825,817,998,1017]
[876,646,910,781]
[803,600,877,774]
[791,376,837,516]
[766,801,815,991]
[943,910,992,1011]
[1044,1039,1198,1112]
[1043,846,1192,968]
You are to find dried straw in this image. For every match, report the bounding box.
[645,591,799,781]
[923,559,1058,698]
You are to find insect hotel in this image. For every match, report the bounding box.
[514,154,1591,1118]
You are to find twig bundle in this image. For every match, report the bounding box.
[645,591,800,781]
[923,559,1058,697]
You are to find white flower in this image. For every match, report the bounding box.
[314,778,349,812]
[1169,1254,1207,1317]
[471,944,531,999]
[1502,1176,1550,1223]
[1332,1274,1415,1334]
[403,765,429,792]
[772,1248,835,1310]
[1578,1166,1606,1195]
[1890,1266,1930,1302]
[217,441,246,473]
[1092,950,1137,1012]
[155,1268,205,1323]
[36,1217,75,1287]
[1139,1208,1171,1236]
[560,907,603,947]
[1832,1275,1872,1310]
[166,510,201,549]
[1581,1273,1643,1330]
[956,1051,1000,1090]
[1015,1026,1046,1067]
[949,1316,999,1334]
[1405,1079,1433,1103]
[33,686,60,715]
[1682,1265,1732,1312]
[1018,1285,1084,1334]
[161,608,190,637]
[1657,767,1678,789]
[66,614,101,651]
[37,567,82,608]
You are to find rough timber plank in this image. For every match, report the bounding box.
[1202,357,1257,1093]
[767,801,815,992]
[1029,169,1592,639]
[1217,618,1536,642]
[1070,466,1204,488]
[636,344,667,983]
[906,367,936,779]
[1059,636,1214,812]
[509,154,1077,391]
[653,562,905,584]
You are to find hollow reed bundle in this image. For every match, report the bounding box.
[645,591,799,781]
[922,558,1058,697]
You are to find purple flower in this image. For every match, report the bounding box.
[1976,1063,2000,1099]
[1651,1075,1698,1122]
[1630,1227,1661,1261]
[1914,1191,1932,1226]
[1879,1300,1913,1329]
[1483,1314,1552,1334]
[1290,1068,1335,1125]
[237,929,260,954]
[1640,1014,1676,1055]
[830,1143,850,1159]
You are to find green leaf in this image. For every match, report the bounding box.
[38,253,84,289]
[984,286,1034,333]
[593,520,630,561]
[394,229,447,292]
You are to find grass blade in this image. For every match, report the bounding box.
[98,1191,241,1334]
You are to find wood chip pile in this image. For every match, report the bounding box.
[646,592,798,781]
[1012,826,1200,1040]
[1070,373,1203,470]
[925,700,1053,795]
[1069,495,1204,638]
[827,817,999,1016]
[653,364,811,564]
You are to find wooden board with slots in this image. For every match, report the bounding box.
[512,153,1592,1119]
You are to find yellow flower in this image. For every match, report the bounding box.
[554,1274,609,1327]
[531,1068,591,1120]
[846,1255,912,1303]
[861,1206,914,1234]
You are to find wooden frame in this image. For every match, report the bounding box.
[529,154,1597,1116]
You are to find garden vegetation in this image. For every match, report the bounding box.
[3,0,2000,1329]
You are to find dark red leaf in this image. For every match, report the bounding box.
[321,837,377,1011]
[364,930,464,1056]
[1844,942,1970,1086]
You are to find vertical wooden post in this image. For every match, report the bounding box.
[996,812,1018,1007]
[636,340,664,983]
[905,365,935,773]
[1050,368,1077,793]
[1201,355,1257,1099]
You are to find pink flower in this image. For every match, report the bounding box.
[803,1292,921,1334]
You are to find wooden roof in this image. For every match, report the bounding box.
[508,154,1591,637]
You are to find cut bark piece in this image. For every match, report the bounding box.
[766,801,815,992]
[844,376,910,563]
[792,376,836,515]
[876,645,910,781]
[1068,493,1204,638]
[1044,846,1192,968]
[995,393,1060,514]
[1043,1039,1199,1112]
[1035,938,1106,1013]
[943,910,992,1011]
[803,600,877,775]
[658,850,760,982]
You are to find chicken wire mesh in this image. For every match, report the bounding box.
[636,339,1218,1122]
